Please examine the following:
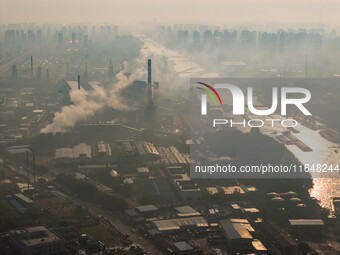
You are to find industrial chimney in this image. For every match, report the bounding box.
[66,63,69,78]
[109,60,113,74]
[147,59,154,110]
[77,75,80,90]
[30,56,34,79]
[46,68,50,81]
[147,59,152,84]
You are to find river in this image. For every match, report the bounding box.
[134,33,340,208]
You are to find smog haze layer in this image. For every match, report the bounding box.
[1,0,340,26]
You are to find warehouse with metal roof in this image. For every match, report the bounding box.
[219,219,253,245]
[152,216,208,232]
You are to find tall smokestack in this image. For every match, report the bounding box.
[147,59,152,84]
[147,59,154,110]
[30,56,34,79]
[33,153,36,194]
[46,68,50,81]
[66,63,69,78]
[109,60,113,74]
[77,75,80,90]
[305,55,308,78]
[85,61,88,75]
[26,150,29,192]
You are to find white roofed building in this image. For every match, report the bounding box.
[73,143,92,164]
[54,148,73,165]
[54,143,92,165]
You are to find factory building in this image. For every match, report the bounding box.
[136,167,150,177]
[60,79,88,95]
[219,219,253,252]
[73,143,92,164]
[54,148,73,165]
[93,141,113,164]
[157,146,190,166]
[124,204,158,224]
[117,140,160,167]
[58,78,88,104]
[167,166,201,201]
[151,216,209,233]
[174,206,201,217]
[9,225,65,255]
[7,193,34,212]
[122,58,160,111]
[54,143,92,165]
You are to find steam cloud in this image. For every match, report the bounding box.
[40,46,152,134]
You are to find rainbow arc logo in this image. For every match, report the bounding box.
[196,82,223,106]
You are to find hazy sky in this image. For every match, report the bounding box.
[1,0,340,26]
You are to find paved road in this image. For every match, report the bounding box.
[54,190,163,255]
[4,163,163,254]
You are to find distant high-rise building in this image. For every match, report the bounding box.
[21,30,27,43]
[27,30,36,44]
[100,25,105,33]
[192,31,200,47]
[37,29,42,43]
[36,66,42,80]
[83,34,88,47]
[177,30,189,43]
[46,68,50,81]
[78,32,83,46]
[15,30,20,44]
[4,30,15,45]
[11,64,18,79]
[71,32,76,46]
[57,32,63,46]
[203,30,212,43]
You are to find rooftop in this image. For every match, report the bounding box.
[13,193,33,204]
[252,239,267,251]
[221,185,245,195]
[289,219,325,226]
[173,241,194,252]
[137,167,150,173]
[206,187,219,195]
[135,204,158,213]
[73,143,92,158]
[55,148,73,159]
[152,216,208,232]
[219,219,253,240]
[175,206,200,217]
[65,80,88,96]
[9,226,63,246]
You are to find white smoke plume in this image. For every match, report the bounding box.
[40,46,151,134]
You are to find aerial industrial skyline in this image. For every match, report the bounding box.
[1,1,340,255]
